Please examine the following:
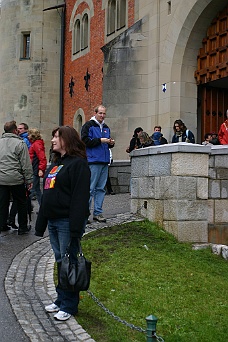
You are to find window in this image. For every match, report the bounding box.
[107,0,126,37]
[107,0,116,35]
[72,11,90,58]
[81,14,89,50]
[21,33,30,59]
[117,0,126,30]
[73,20,81,54]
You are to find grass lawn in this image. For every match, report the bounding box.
[74,221,227,342]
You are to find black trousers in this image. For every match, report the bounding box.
[0,184,27,230]
[106,174,113,193]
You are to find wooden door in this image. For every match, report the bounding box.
[195,5,228,140]
[200,86,228,137]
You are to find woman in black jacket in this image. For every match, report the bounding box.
[172,119,195,143]
[127,127,143,153]
[35,126,90,321]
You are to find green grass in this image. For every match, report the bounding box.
[71,221,228,341]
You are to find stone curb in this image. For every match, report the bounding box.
[5,212,140,341]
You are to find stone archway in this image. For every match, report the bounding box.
[195,5,228,137]
[166,0,228,142]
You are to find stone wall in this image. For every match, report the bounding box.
[130,143,228,244]
[208,146,228,245]
[109,160,131,193]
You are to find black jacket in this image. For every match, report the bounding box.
[35,154,90,238]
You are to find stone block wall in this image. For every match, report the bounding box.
[109,160,131,193]
[130,143,228,244]
[208,146,228,244]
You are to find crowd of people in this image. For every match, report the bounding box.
[0,121,47,235]
[126,116,228,152]
[1,108,228,322]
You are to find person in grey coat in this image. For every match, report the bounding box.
[0,121,33,235]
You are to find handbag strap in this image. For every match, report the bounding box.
[77,238,83,255]
[65,238,83,255]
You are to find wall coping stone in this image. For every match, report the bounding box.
[210,145,228,155]
[130,143,211,156]
[111,160,131,166]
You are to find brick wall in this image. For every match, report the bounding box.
[63,0,135,126]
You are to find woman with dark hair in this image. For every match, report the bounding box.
[35,126,90,321]
[171,119,195,143]
[127,127,143,153]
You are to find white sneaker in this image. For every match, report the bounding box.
[45,303,60,313]
[54,310,71,321]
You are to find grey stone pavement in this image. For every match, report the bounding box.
[0,193,140,342]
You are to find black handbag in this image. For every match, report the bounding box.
[59,238,91,292]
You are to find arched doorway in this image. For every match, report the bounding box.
[195,5,228,138]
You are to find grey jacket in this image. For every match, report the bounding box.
[0,133,33,186]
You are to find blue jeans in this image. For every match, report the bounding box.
[48,218,81,315]
[89,164,108,216]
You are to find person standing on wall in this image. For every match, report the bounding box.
[218,110,228,144]
[0,121,33,235]
[171,119,195,143]
[81,105,115,223]
[28,128,47,206]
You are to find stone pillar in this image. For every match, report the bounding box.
[130,143,210,242]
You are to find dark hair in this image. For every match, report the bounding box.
[204,133,211,140]
[133,127,143,137]
[173,119,187,132]
[4,121,17,133]
[52,126,86,161]
[19,122,29,130]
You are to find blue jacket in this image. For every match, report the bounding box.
[81,118,113,164]
[20,131,31,149]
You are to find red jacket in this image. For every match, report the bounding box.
[218,120,228,145]
[29,139,47,176]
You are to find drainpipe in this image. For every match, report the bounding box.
[59,4,65,126]
[43,2,66,126]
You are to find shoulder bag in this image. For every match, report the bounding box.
[59,238,91,292]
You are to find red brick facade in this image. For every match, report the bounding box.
[63,0,135,125]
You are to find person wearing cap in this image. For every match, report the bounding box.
[151,126,168,145]
[218,110,228,144]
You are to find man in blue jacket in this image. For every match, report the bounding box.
[81,105,115,222]
[17,122,31,149]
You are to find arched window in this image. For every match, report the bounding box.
[81,14,89,50]
[72,11,90,59]
[73,19,81,54]
[107,0,126,37]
